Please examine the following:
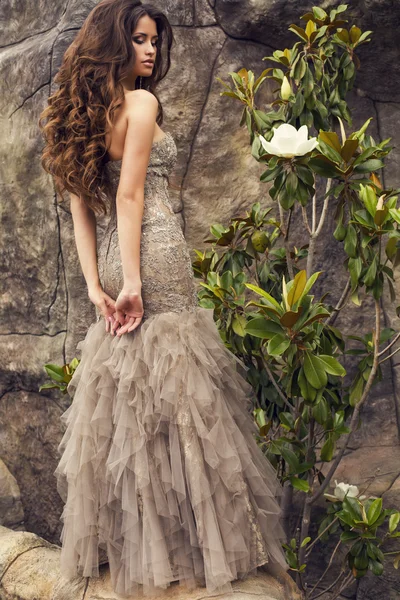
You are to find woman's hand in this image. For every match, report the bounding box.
[112,286,144,336]
[88,285,117,333]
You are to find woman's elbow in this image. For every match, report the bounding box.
[116,189,144,204]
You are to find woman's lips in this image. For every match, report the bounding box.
[143,61,154,67]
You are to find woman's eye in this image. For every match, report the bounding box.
[133,38,158,47]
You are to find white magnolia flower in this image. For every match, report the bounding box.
[324,479,366,502]
[334,480,360,501]
[259,123,318,158]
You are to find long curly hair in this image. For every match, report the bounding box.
[38,0,174,216]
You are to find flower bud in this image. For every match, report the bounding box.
[376,194,385,211]
[281,76,292,100]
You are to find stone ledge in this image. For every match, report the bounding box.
[0,525,301,600]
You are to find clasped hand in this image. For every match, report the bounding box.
[88,286,144,336]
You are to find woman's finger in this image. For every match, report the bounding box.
[127,317,142,333]
[116,316,135,336]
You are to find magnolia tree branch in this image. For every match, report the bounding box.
[308,298,381,506]
[297,414,316,574]
[379,345,400,365]
[279,203,295,279]
[306,178,333,278]
[310,569,347,600]
[308,538,342,598]
[378,331,400,357]
[329,571,355,600]
[305,515,340,557]
[260,351,295,414]
[326,277,351,327]
[302,206,312,235]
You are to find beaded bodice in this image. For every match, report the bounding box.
[96,132,198,322]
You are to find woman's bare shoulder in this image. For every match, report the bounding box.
[124,89,158,108]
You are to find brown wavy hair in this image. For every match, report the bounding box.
[38,0,174,216]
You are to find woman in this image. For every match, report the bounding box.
[39,0,288,597]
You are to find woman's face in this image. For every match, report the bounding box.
[131,15,158,79]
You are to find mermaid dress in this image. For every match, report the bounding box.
[54,131,288,598]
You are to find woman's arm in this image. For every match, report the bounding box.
[115,89,159,289]
[69,193,101,294]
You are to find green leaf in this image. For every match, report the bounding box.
[232,314,247,337]
[348,256,362,290]
[369,559,384,576]
[353,159,384,174]
[44,364,66,383]
[320,436,335,461]
[317,355,346,377]
[303,65,314,98]
[297,271,322,304]
[281,447,300,472]
[349,374,365,407]
[318,139,343,165]
[287,270,307,308]
[38,382,59,391]
[389,512,400,533]
[267,333,291,356]
[295,165,314,187]
[312,396,329,425]
[344,224,358,258]
[304,352,328,389]
[389,208,400,225]
[290,477,310,492]
[308,156,340,178]
[286,171,298,195]
[245,283,282,311]
[319,131,342,154]
[359,184,377,217]
[298,367,317,402]
[341,531,360,543]
[364,255,378,288]
[366,498,382,526]
[279,412,295,430]
[244,318,282,339]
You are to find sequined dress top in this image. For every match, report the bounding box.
[54,130,288,599]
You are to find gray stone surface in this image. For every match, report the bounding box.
[0,525,301,600]
[0,460,24,530]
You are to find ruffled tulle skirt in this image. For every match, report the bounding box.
[54,306,288,598]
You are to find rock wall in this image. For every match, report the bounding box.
[1,1,400,598]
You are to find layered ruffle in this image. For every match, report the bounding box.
[54,306,287,598]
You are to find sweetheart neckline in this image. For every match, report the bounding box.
[107,131,173,165]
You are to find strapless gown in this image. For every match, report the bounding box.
[54,131,288,598]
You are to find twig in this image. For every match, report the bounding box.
[302,206,312,235]
[260,351,295,413]
[308,298,381,505]
[310,568,346,600]
[378,332,400,357]
[326,277,351,326]
[279,203,294,279]
[311,187,317,233]
[306,179,333,278]
[314,181,332,238]
[297,414,316,573]
[308,539,342,597]
[330,571,355,600]
[305,515,340,557]
[379,345,400,365]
